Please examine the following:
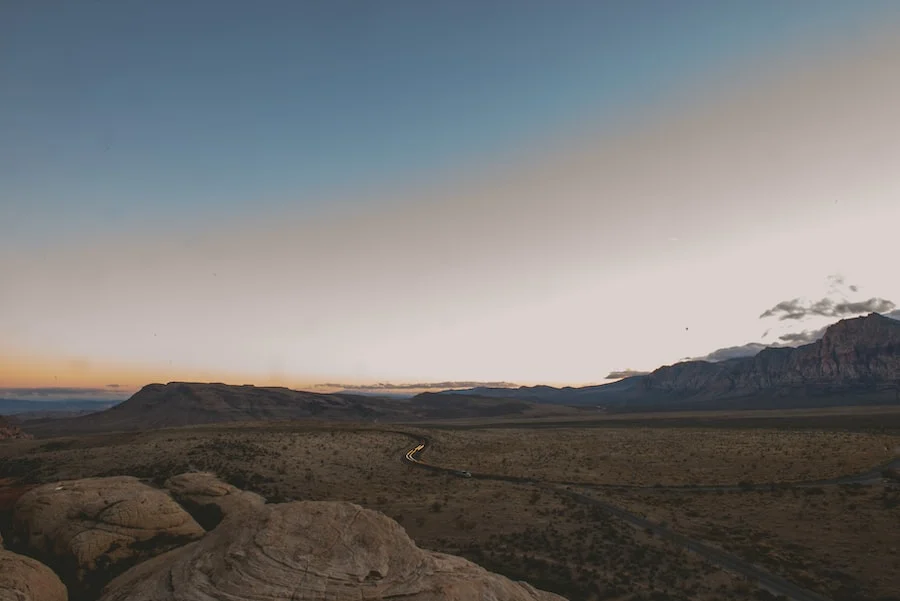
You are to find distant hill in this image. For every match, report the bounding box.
[439,313,900,411]
[24,382,404,436]
[22,381,575,436]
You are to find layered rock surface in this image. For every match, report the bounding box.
[0,549,68,601]
[100,500,566,601]
[163,472,264,529]
[12,476,204,592]
[2,475,565,600]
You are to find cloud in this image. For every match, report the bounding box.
[776,326,828,345]
[761,274,895,321]
[105,384,121,389]
[605,370,651,379]
[690,275,895,367]
[826,273,845,290]
[316,381,520,391]
[694,306,889,365]
[833,298,895,315]
[759,299,806,320]
[760,297,895,320]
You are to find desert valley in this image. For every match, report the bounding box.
[5,4,900,598]
[2,314,899,601]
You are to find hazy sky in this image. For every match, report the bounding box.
[3,2,900,392]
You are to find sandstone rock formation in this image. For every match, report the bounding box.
[13,476,204,593]
[164,472,264,529]
[100,501,566,601]
[0,549,68,601]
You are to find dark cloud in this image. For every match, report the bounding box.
[762,274,893,321]
[694,311,885,366]
[604,370,651,379]
[833,298,895,315]
[759,299,807,320]
[760,297,895,320]
[693,277,893,368]
[105,384,121,389]
[316,381,519,391]
[777,326,827,345]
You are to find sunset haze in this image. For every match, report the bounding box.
[4,1,900,395]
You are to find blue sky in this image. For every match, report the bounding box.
[3,2,900,389]
[3,1,893,243]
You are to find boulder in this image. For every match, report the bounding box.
[13,476,204,594]
[100,501,565,601]
[0,549,68,601]
[163,472,264,529]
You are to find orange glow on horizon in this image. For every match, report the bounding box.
[0,351,601,394]
[0,351,324,392]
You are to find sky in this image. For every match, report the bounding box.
[3,1,900,395]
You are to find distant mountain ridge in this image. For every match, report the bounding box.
[436,313,900,410]
[22,382,577,437]
[24,383,400,436]
[20,314,900,437]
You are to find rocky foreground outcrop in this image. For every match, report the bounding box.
[163,472,264,529]
[3,475,566,601]
[100,500,565,601]
[13,476,205,593]
[0,549,68,601]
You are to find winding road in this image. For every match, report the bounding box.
[400,438,896,601]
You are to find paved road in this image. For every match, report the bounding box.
[403,439,836,601]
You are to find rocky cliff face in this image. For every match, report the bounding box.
[0,548,68,601]
[643,313,900,401]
